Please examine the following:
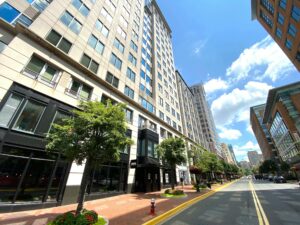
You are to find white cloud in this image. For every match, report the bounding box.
[211,81,273,128]
[247,124,254,136]
[226,36,296,82]
[204,77,229,95]
[233,141,261,161]
[193,39,208,55]
[219,127,242,140]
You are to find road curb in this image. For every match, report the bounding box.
[142,179,239,225]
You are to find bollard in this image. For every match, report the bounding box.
[150,198,156,215]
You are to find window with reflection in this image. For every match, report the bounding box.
[13,100,45,133]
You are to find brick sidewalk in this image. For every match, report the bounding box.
[0,184,224,225]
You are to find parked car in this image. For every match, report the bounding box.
[274,176,286,183]
[268,175,274,181]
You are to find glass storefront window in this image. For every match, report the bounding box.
[0,146,69,203]
[0,155,28,202]
[13,100,45,133]
[0,94,23,127]
[16,159,54,202]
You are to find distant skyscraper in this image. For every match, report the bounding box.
[190,83,222,158]
[228,144,238,165]
[221,143,235,165]
[248,151,262,167]
[251,0,300,71]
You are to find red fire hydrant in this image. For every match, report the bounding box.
[150,198,156,215]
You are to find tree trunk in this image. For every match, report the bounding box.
[76,157,92,215]
[171,166,175,190]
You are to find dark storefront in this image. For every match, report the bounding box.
[134,127,161,192]
[0,83,72,212]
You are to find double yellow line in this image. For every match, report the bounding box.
[249,180,270,225]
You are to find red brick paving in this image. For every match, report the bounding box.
[0,184,224,225]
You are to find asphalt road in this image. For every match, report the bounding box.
[161,178,300,225]
[254,179,300,225]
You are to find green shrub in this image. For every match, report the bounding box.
[164,189,171,194]
[48,209,100,225]
[172,190,184,195]
[51,211,76,225]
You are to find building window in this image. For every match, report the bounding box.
[166,116,171,125]
[285,39,293,50]
[66,78,92,100]
[80,54,99,74]
[124,86,134,99]
[125,108,133,123]
[120,15,128,28]
[291,5,300,22]
[110,53,122,70]
[260,0,274,15]
[279,0,287,9]
[128,53,137,66]
[0,2,20,23]
[100,8,113,23]
[158,72,162,81]
[95,19,109,37]
[105,0,116,12]
[88,34,105,54]
[172,121,177,129]
[277,12,284,25]
[159,111,164,120]
[260,10,273,28]
[46,30,72,53]
[296,51,300,62]
[159,96,163,106]
[13,100,45,133]
[60,11,82,34]
[0,93,23,127]
[113,38,125,53]
[72,0,90,17]
[139,83,145,91]
[23,55,60,86]
[117,26,126,39]
[106,72,119,88]
[130,40,138,52]
[13,14,32,27]
[276,27,282,39]
[126,68,136,82]
[27,0,52,12]
[139,96,155,113]
[49,110,70,132]
[288,24,297,37]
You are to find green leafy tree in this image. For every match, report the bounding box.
[196,151,220,181]
[259,160,278,174]
[280,161,290,173]
[157,137,186,190]
[46,101,132,215]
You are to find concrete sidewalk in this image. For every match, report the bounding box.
[0,183,225,225]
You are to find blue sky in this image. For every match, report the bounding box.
[157,0,300,162]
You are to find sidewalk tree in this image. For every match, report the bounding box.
[196,151,220,181]
[259,160,278,174]
[280,161,290,173]
[46,101,132,215]
[157,137,186,190]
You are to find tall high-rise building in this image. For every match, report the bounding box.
[190,83,222,157]
[250,104,278,161]
[221,143,235,165]
[0,0,201,212]
[248,151,263,167]
[251,0,300,71]
[228,144,238,165]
